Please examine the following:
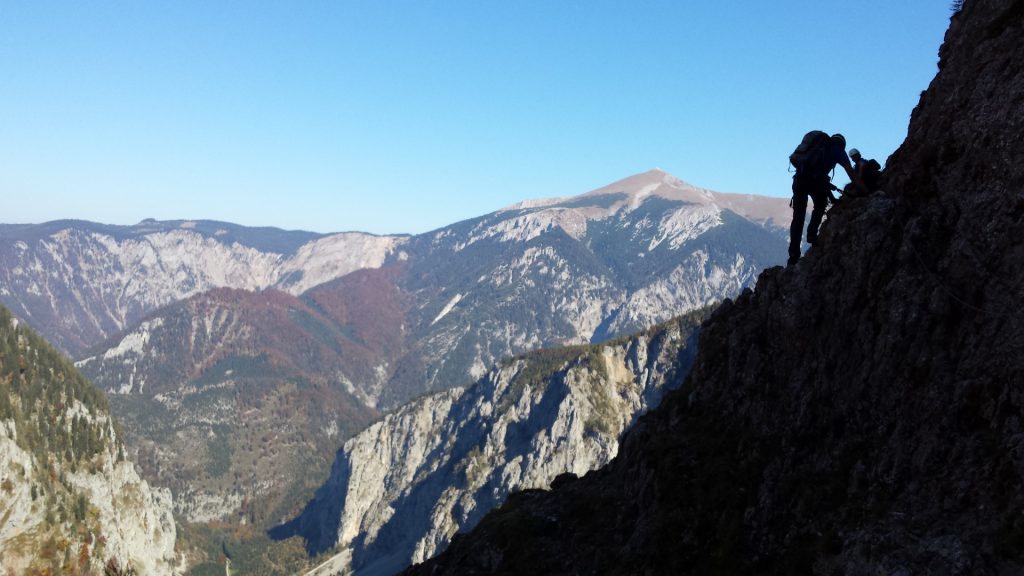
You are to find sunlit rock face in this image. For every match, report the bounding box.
[0,308,179,575]
[277,313,704,576]
[0,220,402,358]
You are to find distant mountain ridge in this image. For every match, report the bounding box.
[2,170,794,569]
[2,169,790,397]
[0,220,403,356]
[0,218,327,254]
[386,170,789,405]
[518,170,790,229]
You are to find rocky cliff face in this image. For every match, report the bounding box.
[0,306,178,575]
[274,311,705,576]
[402,1,1024,574]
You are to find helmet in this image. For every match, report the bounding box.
[831,133,846,148]
[849,148,861,157]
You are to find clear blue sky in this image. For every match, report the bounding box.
[1,2,952,235]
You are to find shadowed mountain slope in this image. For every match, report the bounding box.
[403,1,1024,574]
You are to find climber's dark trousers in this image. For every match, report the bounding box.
[789,174,830,260]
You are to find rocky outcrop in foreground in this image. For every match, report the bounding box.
[275,312,706,576]
[0,306,178,575]
[403,1,1024,574]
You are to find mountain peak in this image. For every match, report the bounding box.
[578,169,791,227]
[582,168,711,203]
[491,169,791,245]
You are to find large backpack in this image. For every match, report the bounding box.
[861,158,882,191]
[789,130,831,174]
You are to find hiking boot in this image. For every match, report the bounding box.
[788,245,801,266]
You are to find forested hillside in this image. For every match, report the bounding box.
[0,305,178,574]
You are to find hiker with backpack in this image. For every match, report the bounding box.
[844,148,881,197]
[787,131,866,266]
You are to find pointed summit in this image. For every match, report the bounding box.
[500,169,709,213]
[581,169,714,206]
[575,169,790,227]
[499,169,791,230]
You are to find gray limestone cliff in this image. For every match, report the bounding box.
[0,307,179,574]
[272,312,706,576]
[0,222,402,358]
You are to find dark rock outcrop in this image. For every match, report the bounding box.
[401,1,1024,574]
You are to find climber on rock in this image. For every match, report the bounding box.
[787,131,866,266]
[842,147,882,198]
